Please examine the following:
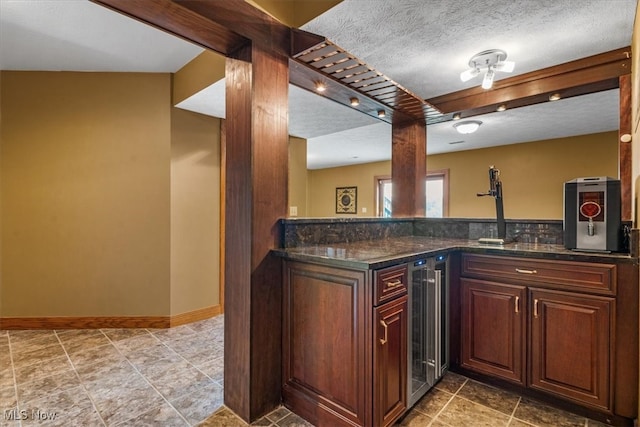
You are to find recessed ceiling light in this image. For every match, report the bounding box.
[314,81,327,92]
[549,92,561,101]
[497,104,507,112]
[350,97,360,106]
[453,113,462,120]
[377,110,386,118]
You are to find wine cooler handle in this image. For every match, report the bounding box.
[434,269,442,375]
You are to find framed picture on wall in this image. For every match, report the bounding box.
[336,186,357,214]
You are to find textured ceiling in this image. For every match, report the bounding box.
[302,0,636,99]
[0,0,636,169]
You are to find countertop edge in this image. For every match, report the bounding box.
[272,238,638,270]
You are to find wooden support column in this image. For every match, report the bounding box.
[391,119,426,217]
[224,42,288,422]
[619,74,632,221]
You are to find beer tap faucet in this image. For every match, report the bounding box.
[477,166,507,243]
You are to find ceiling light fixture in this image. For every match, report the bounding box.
[350,97,360,106]
[453,112,462,120]
[549,92,561,101]
[314,81,327,92]
[460,49,515,90]
[453,120,482,134]
[377,110,386,118]
[496,104,507,112]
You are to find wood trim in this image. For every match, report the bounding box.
[428,47,631,116]
[428,169,450,217]
[0,305,222,330]
[0,316,170,330]
[374,169,450,217]
[619,74,632,221]
[91,0,248,56]
[170,305,222,327]
[374,175,391,217]
[220,119,226,314]
[174,0,290,56]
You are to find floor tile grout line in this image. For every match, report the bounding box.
[100,329,192,427]
[507,396,522,426]
[54,329,109,427]
[427,378,467,426]
[148,327,225,388]
[6,332,23,427]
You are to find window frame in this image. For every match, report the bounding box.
[375,169,449,217]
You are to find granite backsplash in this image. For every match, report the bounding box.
[280,217,632,252]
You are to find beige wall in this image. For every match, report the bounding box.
[170,108,221,315]
[1,71,221,318]
[307,132,618,220]
[308,161,390,217]
[288,136,308,216]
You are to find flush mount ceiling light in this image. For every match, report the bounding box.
[453,120,482,134]
[460,49,515,90]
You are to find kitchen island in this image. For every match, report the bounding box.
[275,231,638,426]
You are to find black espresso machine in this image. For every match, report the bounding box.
[564,177,622,252]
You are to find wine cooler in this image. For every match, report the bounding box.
[407,254,449,407]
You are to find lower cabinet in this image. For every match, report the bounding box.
[374,296,407,427]
[282,260,408,427]
[461,278,525,385]
[529,289,612,410]
[457,253,633,418]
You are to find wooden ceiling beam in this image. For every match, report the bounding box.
[428,47,631,116]
[92,0,248,56]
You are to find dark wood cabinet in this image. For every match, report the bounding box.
[282,260,408,427]
[456,253,638,421]
[529,288,612,411]
[460,278,525,385]
[374,295,407,427]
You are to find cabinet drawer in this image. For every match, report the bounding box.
[374,264,408,305]
[462,254,616,294]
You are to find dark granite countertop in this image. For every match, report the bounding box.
[272,236,637,270]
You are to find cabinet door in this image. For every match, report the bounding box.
[461,278,526,385]
[374,295,408,427]
[529,289,612,410]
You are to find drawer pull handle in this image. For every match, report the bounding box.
[385,279,402,288]
[515,268,537,275]
[515,296,520,314]
[534,299,539,318]
[379,320,388,345]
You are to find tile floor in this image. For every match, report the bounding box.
[0,315,613,426]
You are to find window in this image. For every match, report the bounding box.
[376,169,449,218]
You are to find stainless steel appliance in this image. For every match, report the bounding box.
[408,255,448,407]
[564,177,621,252]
